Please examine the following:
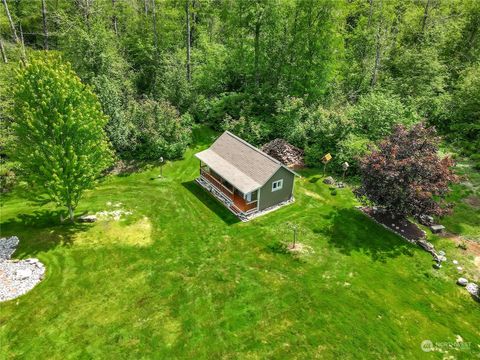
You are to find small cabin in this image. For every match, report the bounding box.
[194,131,298,220]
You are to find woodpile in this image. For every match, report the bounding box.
[261,139,305,169]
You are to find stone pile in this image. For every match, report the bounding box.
[261,139,304,169]
[0,236,19,260]
[0,237,46,302]
[96,209,132,221]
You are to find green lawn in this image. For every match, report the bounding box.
[1,128,479,359]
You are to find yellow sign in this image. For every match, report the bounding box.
[321,153,332,164]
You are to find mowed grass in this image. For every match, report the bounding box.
[0,128,479,359]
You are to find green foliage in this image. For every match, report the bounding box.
[273,97,310,145]
[349,92,418,140]
[335,133,371,174]
[302,106,353,166]
[385,47,448,119]
[221,115,268,146]
[449,63,480,167]
[1,0,479,172]
[12,56,113,219]
[130,98,192,160]
[60,19,135,155]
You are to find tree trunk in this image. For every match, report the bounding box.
[112,0,118,36]
[68,206,75,222]
[371,28,381,87]
[185,0,191,82]
[0,38,7,63]
[19,23,26,65]
[151,0,158,52]
[367,0,373,26]
[41,0,48,50]
[2,0,19,43]
[421,0,430,35]
[83,0,91,26]
[370,0,383,87]
[144,0,148,16]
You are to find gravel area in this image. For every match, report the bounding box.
[0,236,46,302]
[0,259,46,302]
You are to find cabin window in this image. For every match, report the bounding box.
[272,179,283,192]
[244,192,252,202]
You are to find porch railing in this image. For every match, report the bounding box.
[200,169,258,213]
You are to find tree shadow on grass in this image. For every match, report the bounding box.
[0,209,90,257]
[181,181,240,225]
[322,208,415,262]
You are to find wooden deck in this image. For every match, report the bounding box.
[201,170,258,213]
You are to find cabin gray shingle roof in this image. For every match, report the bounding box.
[195,131,296,194]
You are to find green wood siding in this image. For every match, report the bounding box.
[258,167,294,210]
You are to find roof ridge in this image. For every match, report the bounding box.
[224,131,283,167]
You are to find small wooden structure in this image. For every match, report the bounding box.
[195,131,298,219]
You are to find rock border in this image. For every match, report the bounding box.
[0,236,46,302]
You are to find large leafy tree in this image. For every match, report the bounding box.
[12,56,113,221]
[356,123,457,219]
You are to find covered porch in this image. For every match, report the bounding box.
[194,158,259,217]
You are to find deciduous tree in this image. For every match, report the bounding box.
[12,56,113,221]
[356,123,457,219]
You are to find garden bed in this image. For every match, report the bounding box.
[360,207,425,242]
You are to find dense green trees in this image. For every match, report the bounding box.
[130,98,192,160]
[0,0,479,172]
[12,56,113,220]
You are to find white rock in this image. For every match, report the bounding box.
[78,214,97,223]
[457,266,463,272]
[438,250,446,256]
[466,283,479,298]
[438,255,447,262]
[16,268,32,280]
[452,260,458,265]
[457,277,468,286]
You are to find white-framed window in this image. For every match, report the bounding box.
[272,179,283,192]
[244,192,252,202]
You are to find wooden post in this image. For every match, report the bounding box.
[293,226,297,248]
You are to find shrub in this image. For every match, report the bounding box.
[131,99,192,160]
[349,92,418,141]
[221,115,270,146]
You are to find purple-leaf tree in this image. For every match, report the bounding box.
[355,123,458,219]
